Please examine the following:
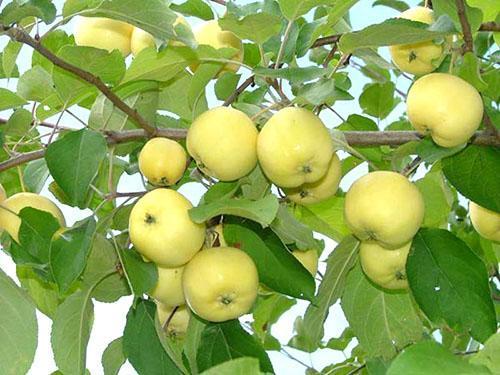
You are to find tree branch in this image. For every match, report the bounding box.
[455,0,474,53]
[0,24,158,135]
[479,22,500,32]
[209,0,226,5]
[312,34,342,48]
[223,75,255,106]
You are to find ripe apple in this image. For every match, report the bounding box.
[285,153,342,205]
[344,171,424,249]
[150,265,185,307]
[0,184,6,202]
[182,247,259,322]
[257,107,334,188]
[157,303,190,338]
[389,7,446,75]
[469,202,500,242]
[74,17,133,56]
[292,249,319,276]
[360,241,410,290]
[187,107,258,181]
[129,188,205,267]
[407,73,483,148]
[192,20,244,74]
[0,192,65,243]
[138,137,187,186]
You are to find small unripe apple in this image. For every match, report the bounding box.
[74,17,133,56]
[389,7,446,75]
[292,249,319,275]
[157,303,190,338]
[138,137,187,186]
[407,73,483,148]
[183,247,259,322]
[187,107,258,181]
[360,241,410,290]
[150,265,185,307]
[469,202,500,242]
[257,107,334,188]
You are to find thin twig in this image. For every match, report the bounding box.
[223,75,255,106]
[479,22,500,32]
[209,0,226,5]
[275,20,294,69]
[455,0,474,53]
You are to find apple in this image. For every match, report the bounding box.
[138,137,187,186]
[389,7,446,75]
[0,184,6,202]
[469,202,500,242]
[407,73,483,148]
[292,249,319,276]
[0,192,65,243]
[187,107,258,181]
[157,303,190,338]
[285,153,342,205]
[192,20,244,74]
[150,265,185,307]
[129,188,205,267]
[344,171,424,249]
[360,241,410,290]
[74,17,133,56]
[257,107,334,188]
[182,247,259,322]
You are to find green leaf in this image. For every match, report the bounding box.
[415,170,454,228]
[120,248,158,296]
[0,268,38,375]
[0,0,56,24]
[359,82,398,119]
[254,66,329,85]
[3,41,23,79]
[0,88,27,111]
[215,72,241,101]
[387,341,490,375]
[278,0,331,20]
[50,217,96,294]
[32,30,74,73]
[457,52,488,92]
[183,314,206,374]
[270,204,319,250]
[102,337,126,375]
[23,159,49,193]
[3,108,32,137]
[470,332,500,374]
[442,145,500,212]
[197,320,273,373]
[372,0,409,12]
[341,263,423,359]
[296,78,337,106]
[290,237,359,352]
[0,52,19,78]
[189,63,221,111]
[339,18,455,52]
[190,195,280,228]
[51,288,95,375]
[17,266,61,318]
[200,357,262,375]
[224,218,316,301]
[17,65,56,102]
[220,13,282,44]
[433,0,483,32]
[171,0,213,20]
[123,299,181,375]
[407,229,496,343]
[45,129,108,208]
[415,137,465,163]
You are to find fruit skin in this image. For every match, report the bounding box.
[407,73,483,148]
[0,184,6,202]
[257,107,334,188]
[285,153,342,205]
[130,27,155,57]
[150,265,185,307]
[469,202,500,242]
[187,107,258,181]
[192,20,244,74]
[183,247,259,322]
[129,189,205,267]
[344,171,424,249]
[389,7,445,75]
[139,138,187,186]
[359,241,410,290]
[157,303,190,338]
[292,249,319,276]
[0,192,65,243]
[74,17,133,56]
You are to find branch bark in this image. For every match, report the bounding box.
[223,76,255,106]
[479,22,500,32]
[455,0,474,53]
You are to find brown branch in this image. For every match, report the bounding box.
[0,150,45,171]
[209,0,226,5]
[0,25,158,135]
[312,34,342,48]
[223,75,255,106]
[455,0,474,53]
[479,22,500,32]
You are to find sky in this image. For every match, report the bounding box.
[0,0,420,374]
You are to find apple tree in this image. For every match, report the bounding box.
[0,0,498,374]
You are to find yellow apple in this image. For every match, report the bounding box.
[150,265,185,307]
[0,183,6,202]
[0,192,65,243]
[138,137,187,186]
[389,7,446,75]
[193,20,244,74]
[74,17,133,56]
[157,303,190,338]
[129,188,205,267]
[407,73,483,148]
[344,171,424,249]
[257,107,334,188]
[469,202,500,242]
[182,247,259,322]
[292,249,319,276]
[360,240,410,290]
[285,153,342,204]
[187,107,258,181]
